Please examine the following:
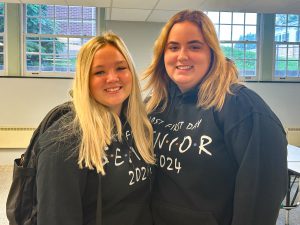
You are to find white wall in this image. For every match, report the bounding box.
[245,82,300,127]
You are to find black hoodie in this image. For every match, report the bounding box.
[150,82,288,225]
[36,110,153,225]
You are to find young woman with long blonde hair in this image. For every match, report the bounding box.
[35,32,154,225]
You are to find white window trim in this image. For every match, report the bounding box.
[272,14,300,81]
[208,11,259,81]
[0,3,7,76]
[21,4,98,78]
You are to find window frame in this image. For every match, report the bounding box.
[22,4,98,78]
[206,11,260,81]
[273,13,300,81]
[0,2,7,76]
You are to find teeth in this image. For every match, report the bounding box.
[176,65,192,70]
[106,87,121,92]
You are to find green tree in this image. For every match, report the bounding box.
[26,4,65,54]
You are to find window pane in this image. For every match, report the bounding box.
[41,18,54,34]
[26,54,39,71]
[69,20,82,35]
[235,59,245,75]
[55,38,68,54]
[220,12,232,24]
[41,38,54,53]
[0,16,4,33]
[55,55,68,72]
[27,18,40,34]
[275,60,286,77]
[275,26,286,42]
[0,54,3,70]
[245,13,257,25]
[233,44,244,59]
[69,38,81,55]
[55,6,68,19]
[0,36,3,52]
[232,25,244,41]
[276,44,287,60]
[69,55,76,72]
[287,26,298,42]
[287,61,299,77]
[245,44,256,59]
[55,19,68,35]
[276,14,287,26]
[288,45,299,60]
[207,11,219,24]
[26,37,39,53]
[83,20,96,36]
[70,6,82,19]
[41,5,54,17]
[245,60,256,76]
[221,43,232,58]
[220,25,231,40]
[288,14,299,26]
[0,3,4,15]
[27,4,40,17]
[245,26,256,41]
[83,7,96,20]
[41,55,54,71]
[233,13,244,25]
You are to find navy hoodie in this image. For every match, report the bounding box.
[150,82,288,225]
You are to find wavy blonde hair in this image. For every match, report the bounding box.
[73,32,154,175]
[143,10,240,112]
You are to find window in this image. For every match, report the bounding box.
[274,14,300,80]
[206,12,258,80]
[24,4,97,77]
[0,2,5,74]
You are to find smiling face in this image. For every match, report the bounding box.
[164,21,211,93]
[89,44,132,115]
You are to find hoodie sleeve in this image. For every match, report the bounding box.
[36,136,87,225]
[221,87,288,225]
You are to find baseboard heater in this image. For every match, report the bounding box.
[286,128,300,147]
[0,127,35,148]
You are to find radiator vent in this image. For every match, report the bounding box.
[286,127,300,147]
[0,126,36,148]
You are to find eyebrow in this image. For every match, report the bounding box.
[92,60,127,69]
[167,40,205,45]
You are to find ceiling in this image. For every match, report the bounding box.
[3,0,300,22]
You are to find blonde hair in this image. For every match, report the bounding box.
[73,32,154,175]
[143,10,240,112]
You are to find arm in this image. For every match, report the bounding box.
[225,114,288,225]
[36,140,86,225]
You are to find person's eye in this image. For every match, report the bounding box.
[190,45,201,50]
[94,71,105,76]
[117,66,127,71]
[168,45,179,51]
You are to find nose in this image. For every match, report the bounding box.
[106,71,119,83]
[178,48,189,61]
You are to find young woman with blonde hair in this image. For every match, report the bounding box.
[144,10,287,225]
[35,32,154,225]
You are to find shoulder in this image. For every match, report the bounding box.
[37,109,80,162]
[224,84,275,116]
[216,84,284,132]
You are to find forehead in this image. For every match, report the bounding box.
[94,44,125,60]
[167,21,204,41]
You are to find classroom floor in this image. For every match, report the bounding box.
[0,165,299,225]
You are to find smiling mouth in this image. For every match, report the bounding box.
[176,65,193,70]
[105,87,122,93]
